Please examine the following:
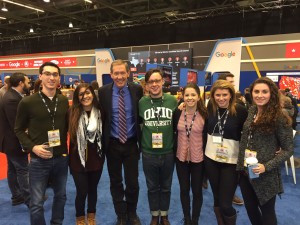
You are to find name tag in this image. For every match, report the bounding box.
[48,129,61,147]
[152,133,163,149]
[215,145,228,162]
[212,133,222,144]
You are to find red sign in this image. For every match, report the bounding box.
[0,57,77,69]
[286,43,300,58]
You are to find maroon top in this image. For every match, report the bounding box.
[69,139,104,172]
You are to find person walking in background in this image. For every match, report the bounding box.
[69,84,105,225]
[98,59,143,225]
[139,68,178,225]
[173,83,208,225]
[0,72,31,207]
[15,62,69,225]
[205,80,247,225]
[237,77,294,225]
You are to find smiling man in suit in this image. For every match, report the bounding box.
[0,72,31,207]
[98,59,143,225]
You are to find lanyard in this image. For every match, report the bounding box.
[217,108,229,137]
[150,95,164,133]
[184,110,197,139]
[39,91,58,130]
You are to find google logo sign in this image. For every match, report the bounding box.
[215,51,235,58]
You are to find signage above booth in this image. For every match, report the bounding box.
[0,57,77,69]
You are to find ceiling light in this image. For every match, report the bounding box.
[29,27,34,33]
[1,3,8,11]
[84,0,93,3]
[0,16,6,19]
[43,0,50,2]
[69,22,73,28]
[121,20,125,24]
[3,0,44,13]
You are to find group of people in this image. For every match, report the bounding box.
[0,59,295,225]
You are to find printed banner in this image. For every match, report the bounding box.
[0,57,77,69]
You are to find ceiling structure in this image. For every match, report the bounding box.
[0,0,299,42]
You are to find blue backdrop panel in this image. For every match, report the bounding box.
[64,75,80,85]
[102,74,113,85]
[239,71,260,94]
[81,74,97,83]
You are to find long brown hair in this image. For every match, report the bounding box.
[250,77,291,132]
[183,83,208,119]
[68,83,100,142]
[210,80,236,116]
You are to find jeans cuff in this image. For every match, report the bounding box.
[160,211,168,216]
[151,211,160,216]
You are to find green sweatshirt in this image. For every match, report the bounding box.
[139,93,177,155]
[15,92,69,158]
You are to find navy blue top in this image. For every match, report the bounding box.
[111,84,136,139]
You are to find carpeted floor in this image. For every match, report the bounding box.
[0,134,299,225]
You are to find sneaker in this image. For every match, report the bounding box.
[232,194,244,205]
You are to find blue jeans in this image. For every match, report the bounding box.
[29,156,68,225]
[142,152,174,216]
[6,154,30,205]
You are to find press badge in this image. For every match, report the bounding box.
[215,145,229,162]
[212,133,222,144]
[244,149,257,167]
[48,129,61,147]
[152,133,163,148]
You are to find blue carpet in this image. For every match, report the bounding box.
[1,136,300,225]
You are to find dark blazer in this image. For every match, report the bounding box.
[98,82,143,153]
[0,88,27,156]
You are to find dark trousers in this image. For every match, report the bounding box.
[239,174,277,225]
[6,154,30,206]
[205,156,238,217]
[175,158,204,219]
[106,138,140,217]
[72,170,103,217]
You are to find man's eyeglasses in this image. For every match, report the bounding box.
[42,71,59,77]
[147,79,162,85]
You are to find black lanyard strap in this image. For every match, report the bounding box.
[184,110,197,139]
[39,91,58,130]
[217,108,229,137]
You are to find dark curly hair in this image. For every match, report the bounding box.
[250,77,291,132]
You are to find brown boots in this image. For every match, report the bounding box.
[76,213,96,225]
[160,216,171,225]
[150,216,159,225]
[76,216,86,225]
[87,213,96,225]
[213,207,237,225]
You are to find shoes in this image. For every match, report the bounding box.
[232,195,244,205]
[87,213,96,225]
[12,197,24,206]
[160,216,171,225]
[150,216,159,225]
[128,214,141,225]
[76,216,86,225]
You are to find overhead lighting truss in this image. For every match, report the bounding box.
[0,0,299,42]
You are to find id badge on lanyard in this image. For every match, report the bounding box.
[212,133,222,144]
[48,129,61,147]
[152,132,163,148]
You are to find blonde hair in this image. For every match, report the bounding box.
[210,80,236,115]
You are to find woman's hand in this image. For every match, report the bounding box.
[252,163,265,175]
[178,102,185,111]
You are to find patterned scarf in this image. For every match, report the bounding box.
[77,106,102,167]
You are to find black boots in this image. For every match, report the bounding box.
[214,207,225,225]
[223,213,237,225]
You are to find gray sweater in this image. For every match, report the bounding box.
[237,106,294,205]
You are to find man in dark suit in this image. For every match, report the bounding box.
[98,59,143,225]
[0,72,31,207]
